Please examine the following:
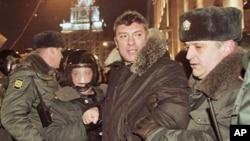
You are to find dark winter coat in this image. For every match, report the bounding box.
[231,49,250,125]
[45,86,105,141]
[146,47,246,141]
[0,53,60,141]
[102,29,191,141]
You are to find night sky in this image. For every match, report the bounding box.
[0,0,146,53]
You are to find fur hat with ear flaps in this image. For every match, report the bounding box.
[179,6,242,42]
[32,30,65,49]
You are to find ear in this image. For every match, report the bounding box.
[222,40,235,57]
[114,37,118,49]
[51,47,58,54]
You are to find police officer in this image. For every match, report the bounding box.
[0,30,65,141]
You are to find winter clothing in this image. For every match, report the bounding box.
[45,86,105,141]
[231,50,250,124]
[0,53,60,141]
[102,29,191,141]
[0,72,7,113]
[179,6,242,42]
[146,47,246,141]
[32,31,65,49]
[0,72,15,141]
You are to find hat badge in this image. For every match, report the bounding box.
[183,20,191,31]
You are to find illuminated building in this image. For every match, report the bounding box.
[60,0,106,65]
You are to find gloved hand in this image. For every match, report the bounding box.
[146,94,158,112]
[132,116,160,140]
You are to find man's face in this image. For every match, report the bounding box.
[114,22,147,64]
[71,67,93,87]
[53,48,63,69]
[185,41,225,79]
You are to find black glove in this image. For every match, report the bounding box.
[132,116,160,140]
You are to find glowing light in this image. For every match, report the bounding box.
[102,42,108,47]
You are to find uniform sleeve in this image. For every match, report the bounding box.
[0,75,44,141]
[45,99,88,141]
[231,60,250,124]
[146,128,216,141]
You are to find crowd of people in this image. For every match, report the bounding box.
[0,5,250,141]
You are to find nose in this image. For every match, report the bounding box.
[128,35,135,45]
[79,76,88,83]
[186,47,194,60]
[60,52,63,59]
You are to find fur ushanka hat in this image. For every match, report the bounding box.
[179,6,242,42]
[32,30,65,49]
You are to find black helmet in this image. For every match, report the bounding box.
[65,50,99,90]
[0,49,21,75]
[59,49,74,72]
[57,49,75,86]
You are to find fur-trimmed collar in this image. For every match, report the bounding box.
[130,28,168,75]
[190,47,246,99]
[26,53,56,76]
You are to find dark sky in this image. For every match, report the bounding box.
[0,0,146,53]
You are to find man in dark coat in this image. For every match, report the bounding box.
[144,6,246,141]
[101,10,191,141]
[1,30,65,141]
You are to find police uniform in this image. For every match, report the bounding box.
[0,30,65,141]
[1,53,60,141]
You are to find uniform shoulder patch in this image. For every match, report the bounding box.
[14,79,23,89]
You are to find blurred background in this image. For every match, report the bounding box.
[0,0,249,67]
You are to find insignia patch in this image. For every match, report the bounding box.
[44,76,52,80]
[183,20,191,31]
[14,79,23,89]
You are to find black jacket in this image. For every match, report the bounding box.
[102,29,191,141]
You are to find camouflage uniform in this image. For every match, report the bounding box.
[0,53,60,141]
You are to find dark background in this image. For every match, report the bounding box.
[0,0,146,53]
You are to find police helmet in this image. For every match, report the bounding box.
[59,49,74,72]
[66,50,99,87]
[0,49,21,75]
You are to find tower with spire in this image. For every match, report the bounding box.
[60,0,106,66]
[60,0,104,32]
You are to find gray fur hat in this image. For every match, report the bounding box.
[32,30,65,49]
[179,6,242,42]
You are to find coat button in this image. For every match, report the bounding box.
[197,117,201,122]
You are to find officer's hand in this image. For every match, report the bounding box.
[82,107,99,124]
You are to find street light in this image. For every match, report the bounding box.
[102,41,108,47]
